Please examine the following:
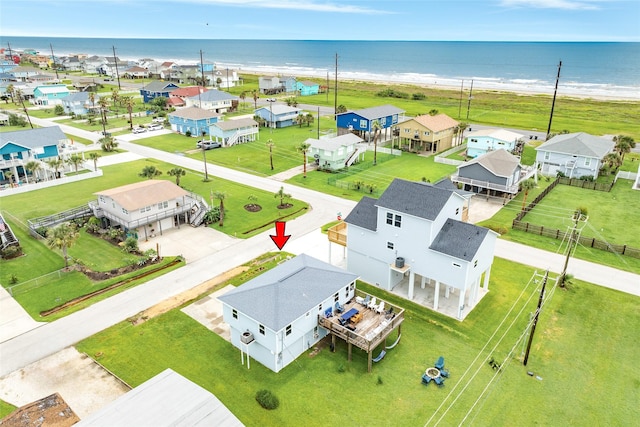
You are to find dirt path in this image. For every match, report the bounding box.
[129,265,249,324]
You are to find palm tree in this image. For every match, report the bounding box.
[46,158,63,179]
[99,136,118,152]
[167,167,186,186]
[456,122,468,146]
[336,104,347,114]
[97,95,109,135]
[24,160,42,183]
[295,113,305,128]
[274,186,291,207]
[602,152,622,173]
[4,170,14,186]
[297,142,311,178]
[66,154,84,173]
[213,191,227,226]
[88,152,101,171]
[123,96,136,130]
[239,91,247,108]
[428,109,439,116]
[266,139,275,171]
[614,135,635,162]
[111,87,120,111]
[139,165,162,179]
[252,90,259,109]
[371,119,382,165]
[46,222,80,268]
[520,178,537,210]
[6,83,15,104]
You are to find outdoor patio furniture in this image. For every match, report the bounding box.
[335,301,345,313]
[362,295,371,307]
[368,297,377,310]
[373,349,386,363]
[355,296,365,305]
[435,356,445,370]
[421,374,432,385]
[434,376,444,387]
[376,301,385,314]
[440,369,449,378]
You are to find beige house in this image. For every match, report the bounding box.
[89,180,209,240]
[393,114,459,153]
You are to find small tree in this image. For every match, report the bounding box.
[520,178,537,210]
[46,222,80,268]
[88,152,101,171]
[139,165,162,179]
[213,191,227,226]
[266,139,275,171]
[99,136,119,152]
[54,105,65,116]
[274,186,291,207]
[123,95,136,130]
[122,236,139,253]
[296,142,311,178]
[167,167,186,186]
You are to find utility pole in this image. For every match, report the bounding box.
[559,208,587,287]
[198,50,205,107]
[334,53,338,117]
[546,60,562,140]
[49,44,59,80]
[326,70,329,103]
[466,79,474,120]
[112,46,121,90]
[317,106,320,139]
[523,270,548,366]
[7,43,14,63]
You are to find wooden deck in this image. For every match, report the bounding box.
[318,291,405,372]
[327,221,347,246]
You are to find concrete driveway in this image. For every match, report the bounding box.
[0,287,43,343]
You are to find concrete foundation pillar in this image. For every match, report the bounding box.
[433,281,440,310]
[408,271,415,300]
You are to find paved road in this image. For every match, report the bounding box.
[1,116,637,377]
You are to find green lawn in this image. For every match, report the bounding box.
[0,399,17,419]
[76,256,640,426]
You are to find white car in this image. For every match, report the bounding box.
[152,117,165,123]
[147,124,163,131]
[132,127,146,134]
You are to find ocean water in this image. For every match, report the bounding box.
[2,37,639,99]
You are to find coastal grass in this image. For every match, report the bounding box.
[76,256,640,426]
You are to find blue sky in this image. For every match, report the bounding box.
[1,0,638,41]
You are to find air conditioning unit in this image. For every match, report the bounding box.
[395,257,405,268]
[241,331,254,344]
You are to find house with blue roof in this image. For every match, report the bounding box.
[465,128,525,158]
[186,89,238,113]
[61,92,90,115]
[140,81,179,103]
[1,126,67,184]
[343,178,497,320]
[219,254,359,373]
[254,104,302,129]
[296,80,319,96]
[168,106,220,136]
[336,105,405,143]
[32,84,70,106]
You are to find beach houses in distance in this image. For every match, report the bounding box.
[341,178,498,320]
[219,254,359,373]
[535,132,615,179]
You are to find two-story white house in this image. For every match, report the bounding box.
[89,180,209,239]
[186,89,238,113]
[219,254,359,373]
[535,132,615,179]
[306,133,365,171]
[344,178,498,320]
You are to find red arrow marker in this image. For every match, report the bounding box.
[270,221,291,250]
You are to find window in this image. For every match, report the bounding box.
[386,212,393,225]
[359,119,367,128]
[584,157,591,166]
[286,325,292,336]
[387,241,394,250]
[259,324,265,335]
[232,309,237,319]
[424,131,430,136]
[453,262,461,268]
[404,128,410,134]
[99,196,105,204]
[455,208,460,216]
[394,215,402,228]
[157,201,168,210]
[318,303,323,312]
[544,152,550,160]
[122,208,128,215]
[345,286,349,298]
[474,260,478,268]
[334,292,339,302]
[140,205,151,213]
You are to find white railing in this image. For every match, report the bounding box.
[450,176,519,194]
[0,169,103,197]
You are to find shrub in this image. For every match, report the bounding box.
[203,207,221,225]
[9,273,19,284]
[122,236,139,253]
[8,113,27,127]
[376,88,409,99]
[579,175,594,182]
[54,105,64,115]
[255,389,279,410]
[377,375,384,385]
[412,93,426,100]
[86,216,102,233]
[185,130,192,137]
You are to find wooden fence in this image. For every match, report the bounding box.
[512,177,638,259]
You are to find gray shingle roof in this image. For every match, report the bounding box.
[142,81,178,92]
[459,149,520,178]
[306,133,363,151]
[344,196,378,231]
[429,218,490,261]
[218,254,358,331]
[0,126,66,150]
[535,132,615,158]
[169,106,220,120]
[191,89,238,102]
[62,92,89,102]
[433,178,474,199]
[376,178,455,221]
[348,104,404,120]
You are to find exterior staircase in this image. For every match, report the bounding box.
[0,213,19,250]
[189,198,209,227]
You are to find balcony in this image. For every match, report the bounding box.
[327,221,347,246]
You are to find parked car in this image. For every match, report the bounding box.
[132,126,146,134]
[147,124,164,131]
[196,140,222,150]
[152,117,165,123]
